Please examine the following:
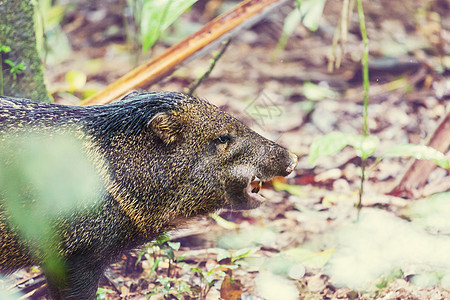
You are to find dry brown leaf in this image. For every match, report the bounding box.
[220,275,243,300]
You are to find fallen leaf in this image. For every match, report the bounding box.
[220,275,243,300]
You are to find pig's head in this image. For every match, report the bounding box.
[90,92,297,231]
[145,93,297,211]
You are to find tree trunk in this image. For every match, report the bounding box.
[0,0,50,102]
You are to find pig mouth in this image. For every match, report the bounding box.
[224,175,266,210]
[245,175,264,206]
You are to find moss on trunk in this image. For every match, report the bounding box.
[0,0,50,102]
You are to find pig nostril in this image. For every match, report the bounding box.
[285,152,298,174]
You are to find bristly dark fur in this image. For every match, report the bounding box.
[84,92,186,138]
[0,92,187,138]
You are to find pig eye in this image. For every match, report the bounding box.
[216,134,233,144]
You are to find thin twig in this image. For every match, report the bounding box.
[356,0,370,215]
[328,18,341,72]
[187,39,232,96]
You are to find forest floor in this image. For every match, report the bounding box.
[3,0,450,299]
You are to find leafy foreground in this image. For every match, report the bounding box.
[91,189,450,299]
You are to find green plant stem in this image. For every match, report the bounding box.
[356,0,369,214]
[188,39,232,96]
[357,0,369,137]
[357,158,366,211]
[0,52,3,96]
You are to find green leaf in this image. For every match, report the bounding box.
[96,288,114,300]
[0,131,101,281]
[14,62,26,71]
[0,44,11,53]
[309,132,379,166]
[211,213,239,230]
[65,70,87,92]
[383,144,449,169]
[3,59,14,67]
[298,0,326,31]
[150,257,161,274]
[272,180,304,197]
[231,248,258,262]
[284,247,335,268]
[216,249,231,262]
[357,135,379,160]
[302,82,336,101]
[163,245,175,260]
[278,9,302,49]
[141,0,200,51]
[10,62,26,75]
[261,255,298,276]
[167,241,181,251]
[375,268,403,289]
[155,233,171,245]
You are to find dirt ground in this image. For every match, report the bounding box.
[2,0,450,299]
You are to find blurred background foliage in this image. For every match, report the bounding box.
[0,131,101,286]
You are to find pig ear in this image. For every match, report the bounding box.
[148,112,182,145]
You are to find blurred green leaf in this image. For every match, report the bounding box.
[260,255,301,277]
[216,249,232,262]
[3,59,15,68]
[211,213,240,230]
[376,268,403,289]
[81,89,100,100]
[278,9,302,49]
[383,144,449,169]
[231,248,258,262]
[5,61,26,79]
[141,0,200,51]
[357,135,379,160]
[299,0,326,31]
[0,131,100,215]
[272,180,304,197]
[164,247,175,261]
[96,288,115,300]
[167,241,181,251]
[0,43,11,53]
[284,247,335,268]
[403,192,450,232]
[302,82,336,101]
[0,131,101,284]
[34,0,72,64]
[36,0,65,30]
[309,132,379,166]
[279,0,325,49]
[309,132,351,165]
[65,70,87,92]
[410,271,441,288]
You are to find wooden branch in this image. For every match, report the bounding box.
[187,38,232,95]
[390,111,450,198]
[80,0,288,106]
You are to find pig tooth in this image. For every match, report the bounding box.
[251,185,260,194]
